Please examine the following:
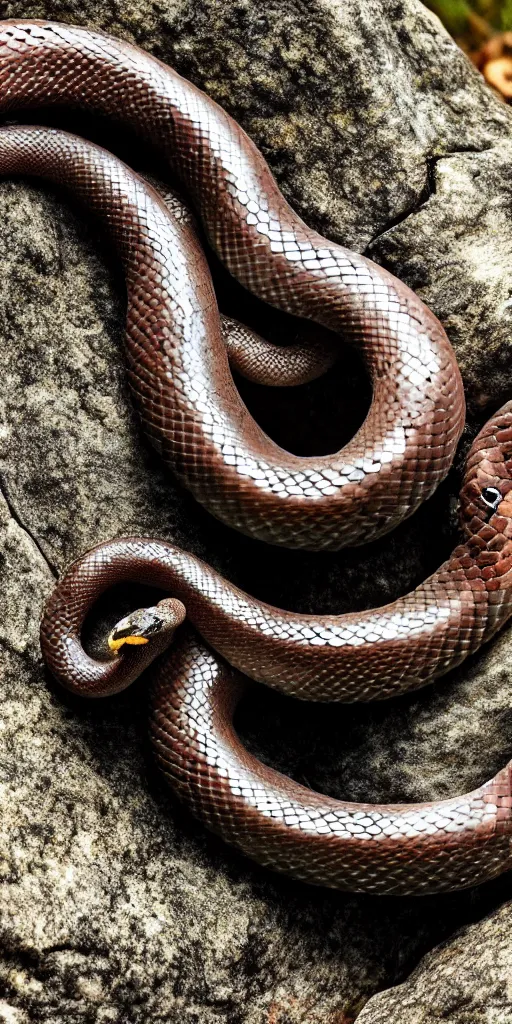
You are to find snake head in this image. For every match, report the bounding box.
[458,401,512,581]
[108,598,186,655]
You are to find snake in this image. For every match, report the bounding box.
[0,18,466,551]
[2,19,511,895]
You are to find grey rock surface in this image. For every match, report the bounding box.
[357,901,512,1022]
[0,0,512,1021]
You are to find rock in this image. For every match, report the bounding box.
[369,141,512,417]
[357,900,512,1022]
[0,0,512,1021]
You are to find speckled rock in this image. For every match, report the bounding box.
[0,0,512,1021]
[357,901,512,1023]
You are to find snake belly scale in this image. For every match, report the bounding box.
[1,19,511,895]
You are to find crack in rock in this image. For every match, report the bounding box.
[366,145,496,249]
[0,473,57,579]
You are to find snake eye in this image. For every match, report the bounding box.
[481,486,502,513]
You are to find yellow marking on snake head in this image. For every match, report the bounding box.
[108,634,150,652]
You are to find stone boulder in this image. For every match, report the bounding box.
[1,0,512,1021]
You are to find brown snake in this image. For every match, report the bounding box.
[2,20,512,895]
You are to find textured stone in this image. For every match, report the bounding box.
[357,901,512,1023]
[0,0,512,1021]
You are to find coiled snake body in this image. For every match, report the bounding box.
[2,19,512,895]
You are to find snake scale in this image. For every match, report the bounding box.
[2,19,512,895]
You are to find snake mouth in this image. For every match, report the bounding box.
[108,609,165,653]
[108,634,150,652]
